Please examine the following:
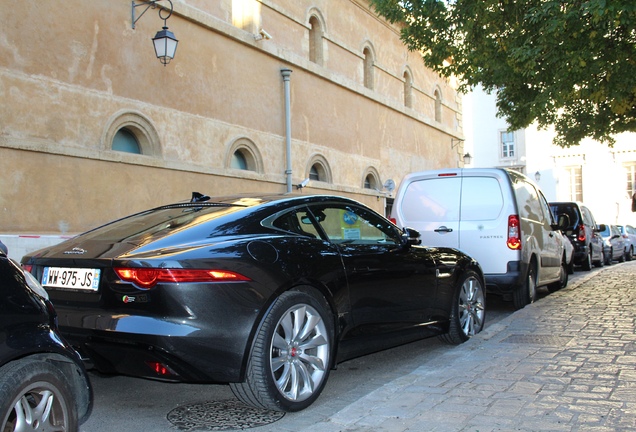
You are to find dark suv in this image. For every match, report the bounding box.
[549,202,603,270]
[1,249,92,430]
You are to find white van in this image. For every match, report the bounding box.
[391,168,568,309]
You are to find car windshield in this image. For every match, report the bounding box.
[599,226,611,236]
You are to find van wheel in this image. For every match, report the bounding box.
[439,271,485,344]
[547,257,568,293]
[513,264,536,310]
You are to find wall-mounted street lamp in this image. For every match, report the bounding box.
[132,0,178,66]
[463,153,472,166]
[535,171,541,182]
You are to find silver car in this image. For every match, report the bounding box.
[617,224,636,261]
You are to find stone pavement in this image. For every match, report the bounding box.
[295,261,636,432]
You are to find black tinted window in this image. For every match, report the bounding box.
[79,205,244,242]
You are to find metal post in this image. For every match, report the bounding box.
[281,68,293,193]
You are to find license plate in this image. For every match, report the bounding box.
[42,267,101,291]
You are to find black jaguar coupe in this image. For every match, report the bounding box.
[22,193,485,412]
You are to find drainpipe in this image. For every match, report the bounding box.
[281,68,293,193]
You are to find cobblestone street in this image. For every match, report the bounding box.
[293,262,636,431]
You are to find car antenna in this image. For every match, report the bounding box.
[191,192,210,203]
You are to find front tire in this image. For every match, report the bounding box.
[439,270,485,344]
[0,358,78,432]
[513,263,536,310]
[231,290,333,412]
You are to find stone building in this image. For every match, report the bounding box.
[0,0,464,258]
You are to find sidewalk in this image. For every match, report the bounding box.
[298,261,636,431]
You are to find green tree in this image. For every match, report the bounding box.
[371,0,636,147]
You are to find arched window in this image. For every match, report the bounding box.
[103,111,161,156]
[310,164,321,180]
[403,69,413,108]
[112,128,141,154]
[309,15,324,65]
[434,88,442,122]
[226,137,263,173]
[231,150,248,170]
[363,167,381,190]
[363,46,374,90]
[306,155,332,183]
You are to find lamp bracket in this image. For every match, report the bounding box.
[132,0,173,29]
[451,138,465,149]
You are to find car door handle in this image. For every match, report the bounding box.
[434,226,453,233]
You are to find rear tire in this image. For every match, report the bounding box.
[513,263,536,310]
[231,290,333,412]
[439,270,485,344]
[582,249,593,271]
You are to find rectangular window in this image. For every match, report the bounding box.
[500,131,515,158]
[564,166,583,202]
[625,162,636,197]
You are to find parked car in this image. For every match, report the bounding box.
[549,202,604,270]
[21,193,485,412]
[617,224,636,261]
[598,224,626,265]
[0,249,92,431]
[390,168,569,310]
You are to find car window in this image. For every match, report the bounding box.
[581,207,595,227]
[549,203,579,231]
[272,209,321,238]
[537,190,555,225]
[460,177,504,221]
[514,180,545,224]
[401,177,461,223]
[308,205,400,245]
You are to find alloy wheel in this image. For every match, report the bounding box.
[270,304,330,402]
[458,276,485,336]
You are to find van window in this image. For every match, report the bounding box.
[514,180,545,224]
[460,177,504,221]
[402,178,461,222]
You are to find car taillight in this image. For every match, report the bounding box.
[21,264,33,273]
[577,224,586,242]
[507,215,521,250]
[114,268,251,289]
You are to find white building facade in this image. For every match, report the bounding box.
[464,86,636,227]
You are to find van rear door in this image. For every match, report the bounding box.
[397,175,461,248]
[456,174,513,274]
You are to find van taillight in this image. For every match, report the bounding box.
[507,215,521,250]
[577,224,586,242]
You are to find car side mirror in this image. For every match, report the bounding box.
[597,224,606,232]
[401,227,422,246]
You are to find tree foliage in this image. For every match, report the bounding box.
[371,0,636,147]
